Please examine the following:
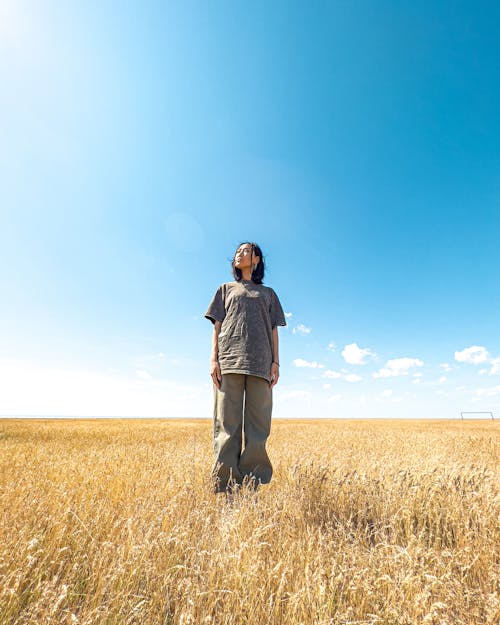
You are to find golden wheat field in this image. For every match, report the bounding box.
[0,418,498,625]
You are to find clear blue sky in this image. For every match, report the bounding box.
[1,1,499,418]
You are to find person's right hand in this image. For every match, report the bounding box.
[210,360,222,389]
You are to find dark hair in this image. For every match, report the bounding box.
[232,242,265,284]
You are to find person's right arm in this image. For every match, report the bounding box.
[210,320,222,389]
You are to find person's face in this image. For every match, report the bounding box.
[234,244,260,270]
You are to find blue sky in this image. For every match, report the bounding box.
[1,1,499,418]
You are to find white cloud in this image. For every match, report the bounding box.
[327,341,337,352]
[322,369,342,379]
[136,369,152,380]
[454,345,489,364]
[279,390,311,401]
[0,360,205,418]
[488,357,500,376]
[322,383,331,390]
[438,376,447,384]
[454,346,500,375]
[440,363,452,372]
[285,311,293,319]
[373,357,424,379]
[412,378,421,385]
[341,343,375,365]
[293,324,311,335]
[328,394,342,403]
[391,394,406,404]
[293,358,324,369]
[381,389,393,398]
[475,385,500,398]
[344,373,362,383]
[322,369,363,382]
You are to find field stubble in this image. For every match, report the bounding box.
[0,418,498,625]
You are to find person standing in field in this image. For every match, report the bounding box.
[205,242,287,494]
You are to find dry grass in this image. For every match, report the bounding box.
[0,418,498,625]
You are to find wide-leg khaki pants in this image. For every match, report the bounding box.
[212,373,273,492]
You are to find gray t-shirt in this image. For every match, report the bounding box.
[205,280,287,383]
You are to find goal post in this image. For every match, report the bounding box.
[460,411,494,420]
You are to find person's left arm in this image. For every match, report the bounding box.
[270,326,280,388]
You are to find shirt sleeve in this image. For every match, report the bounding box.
[269,289,287,329]
[205,285,226,325]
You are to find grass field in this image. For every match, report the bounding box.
[0,418,498,625]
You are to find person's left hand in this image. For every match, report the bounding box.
[270,362,280,388]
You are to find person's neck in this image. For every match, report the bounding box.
[241,269,252,281]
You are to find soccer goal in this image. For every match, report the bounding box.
[460,411,495,420]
